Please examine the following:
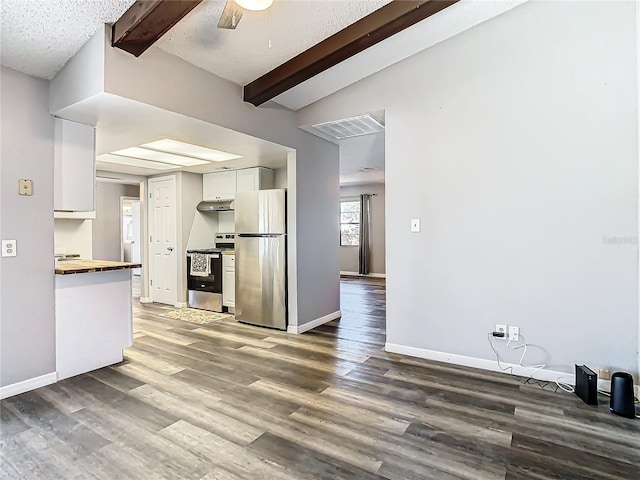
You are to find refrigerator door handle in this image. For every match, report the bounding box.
[237,233,285,238]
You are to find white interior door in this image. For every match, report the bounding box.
[131,200,141,275]
[148,177,177,305]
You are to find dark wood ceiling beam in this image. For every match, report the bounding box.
[112,0,203,57]
[243,0,460,107]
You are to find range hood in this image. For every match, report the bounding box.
[197,200,234,212]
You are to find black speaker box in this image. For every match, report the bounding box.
[610,372,636,419]
[574,364,598,405]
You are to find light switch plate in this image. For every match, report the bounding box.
[508,326,520,342]
[19,179,33,196]
[411,218,420,232]
[2,240,17,257]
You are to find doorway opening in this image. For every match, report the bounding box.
[120,196,141,270]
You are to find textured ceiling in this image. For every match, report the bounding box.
[1,0,136,79]
[157,0,392,86]
[1,0,392,84]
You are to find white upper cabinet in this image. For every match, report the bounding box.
[203,170,237,201]
[203,168,274,201]
[54,118,96,212]
[236,167,274,193]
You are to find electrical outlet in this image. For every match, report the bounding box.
[495,324,507,338]
[2,240,17,257]
[508,326,520,342]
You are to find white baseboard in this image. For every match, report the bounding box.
[174,302,188,309]
[288,310,342,334]
[385,343,574,385]
[340,271,386,278]
[139,297,153,304]
[0,372,57,400]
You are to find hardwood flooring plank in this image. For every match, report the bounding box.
[123,348,185,375]
[248,378,411,435]
[2,391,111,457]
[237,344,358,377]
[510,433,640,479]
[199,467,247,480]
[131,337,260,386]
[261,334,372,362]
[249,431,384,480]
[0,427,99,480]
[191,327,277,349]
[160,420,302,480]
[66,375,180,431]
[384,369,566,416]
[0,402,31,438]
[87,365,146,393]
[71,407,211,479]
[514,407,639,448]
[172,368,303,416]
[290,407,505,480]
[182,340,335,393]
[34,382,87,414]
[198,397,386,474]
[320,385,513,447]
[129,384,264,445]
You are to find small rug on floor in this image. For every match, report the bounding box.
[158,308,234,325]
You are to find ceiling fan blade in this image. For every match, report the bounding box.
[218,0,244,29]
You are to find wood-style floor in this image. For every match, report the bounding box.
[1,277,639,479]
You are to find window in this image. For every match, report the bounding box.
[340,199,360,246]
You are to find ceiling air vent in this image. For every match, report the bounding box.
[311,114,384,140]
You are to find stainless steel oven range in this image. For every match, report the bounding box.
[186,249,223,312]
[186,234,235,312]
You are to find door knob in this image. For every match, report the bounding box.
[167,247,174,252]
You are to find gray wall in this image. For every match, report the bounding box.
[299,1,639,375]
[340,183,385,275]
[178,171,204,304]
[0,67,56,387]
[92,181,140,261]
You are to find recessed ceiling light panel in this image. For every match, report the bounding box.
[111,147,210,166]
[139,139,243,162]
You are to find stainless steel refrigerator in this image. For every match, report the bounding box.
[234,189,286,330]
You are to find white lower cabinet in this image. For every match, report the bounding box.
[55,269,134,380]
[223,254,235,311]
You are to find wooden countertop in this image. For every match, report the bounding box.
[55,260,142,275]
[221,250,235,255]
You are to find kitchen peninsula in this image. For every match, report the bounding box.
[55,260,140,380]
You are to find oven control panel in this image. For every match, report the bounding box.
[215,233,235,249]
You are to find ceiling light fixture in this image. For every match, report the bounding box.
[111,147,210,167]
[139,139,242,162]
[234,0,273,12]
